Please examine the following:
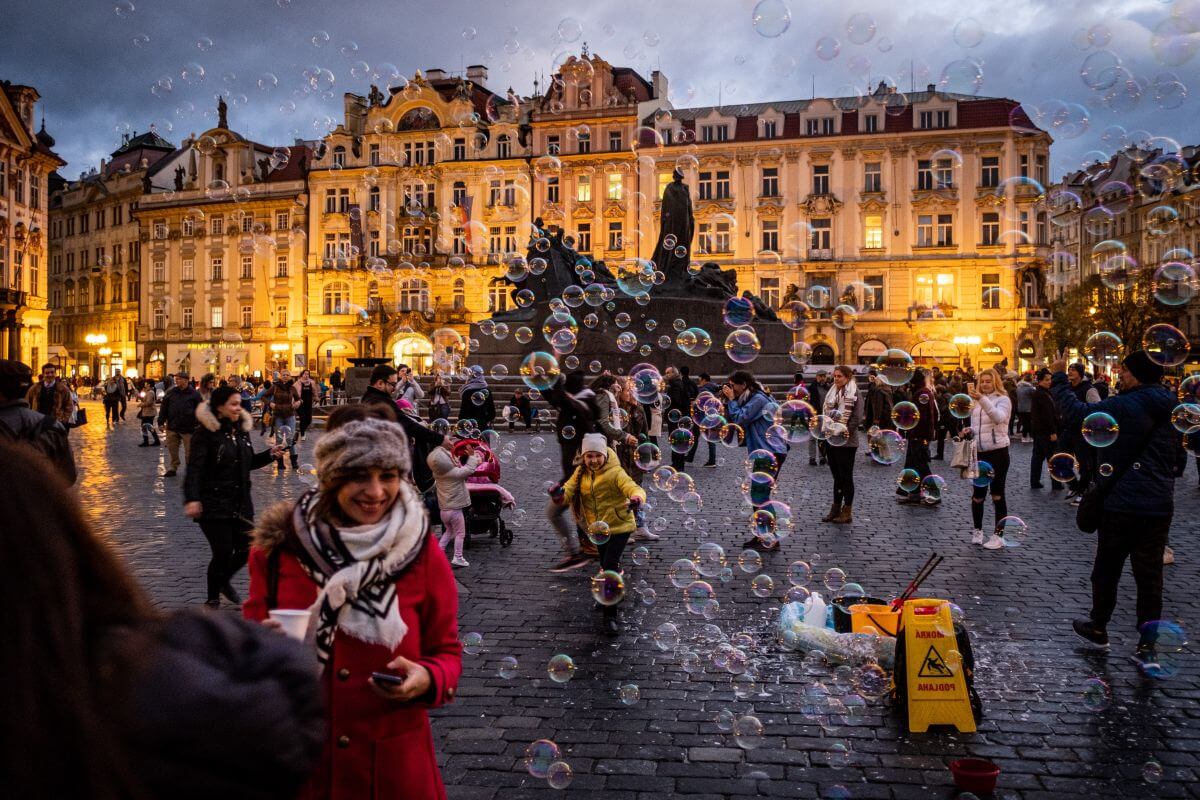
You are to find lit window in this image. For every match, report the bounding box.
[606,174,623,201]
[864,215,883,249]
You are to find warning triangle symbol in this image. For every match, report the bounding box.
[917,644,953,678]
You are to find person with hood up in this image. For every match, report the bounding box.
[184,386,285,608]
[559,433,646,636]
[458,366,495,432]
[1051,349,1179,674]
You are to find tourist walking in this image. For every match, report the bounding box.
[697,372,721,467]
[1028,368,1060,490]
[428,374,452,422]
[184,387,284,608]
[806,371,829,465]
[268,371,299,472]
[544,372,599,570]
[0,360,77,484]
[157,372,202,478]
[294,369,318,440]
[1016,372,1036,442]
[820,365,860,524]
[245,416,463,799]
[1062,363,1102,505]
[615,377,655,541]
[560,433,646,636]
[458,366,495,432]
[1051,350,1177,672]
[428,437,482,568]
[722,370,788,545]
[25,363,73,427]
[664,365,698,472]
[962,368,1013,548]
[593,374,638,451]
[865,371,895,431]
[0,437,323,800]
[897,368,938,506]
[136,383,160,446]
[102,372,125,428]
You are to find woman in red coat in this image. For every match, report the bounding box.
[244,415,462,800]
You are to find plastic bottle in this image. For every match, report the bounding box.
[804,591,828,628]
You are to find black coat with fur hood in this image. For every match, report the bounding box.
[185,402,276,521]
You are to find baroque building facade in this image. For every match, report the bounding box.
[48,131,174,379]
[306,52,1053,374]
[133,102,310,380]
[0,80,63,366]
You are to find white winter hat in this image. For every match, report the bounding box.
[581,433,607,455]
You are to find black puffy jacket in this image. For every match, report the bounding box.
[184,403,275,521]
[157,385,202,433]
[0,399,77,485]
[123,611,324,800]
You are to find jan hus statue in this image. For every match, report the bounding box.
[651,169,694,285]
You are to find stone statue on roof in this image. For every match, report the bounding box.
[173,165,185,191]
[257,157,270,182]
[368,84,384,107]
[217,95,228,129]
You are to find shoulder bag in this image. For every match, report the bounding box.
[1076,419,1162,533]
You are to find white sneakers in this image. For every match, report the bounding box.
[971,529,985,545]
[982,534,1005,550]
[451,555,470,567]
[634,528,661,541]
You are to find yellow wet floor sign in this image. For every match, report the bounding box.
[902,598,976,733]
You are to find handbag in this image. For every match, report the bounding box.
[1076,419,1163,533]
[73,406,88,427]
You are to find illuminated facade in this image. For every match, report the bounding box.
[48,131,174,379]
[0,80,63,366]
[134,103,310,380]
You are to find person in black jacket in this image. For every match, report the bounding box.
[544,371,600,571]
[664,365,699,472]
[897,368,938,506]
[1028,368,1061,490]
[157,372,202,477]
[0,359,77,485]
[806,371,829,465]
[361,364,445,495]
[0,436,323,800]
[185,386,284,608]
[458,366,496,432]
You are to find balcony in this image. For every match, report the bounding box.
[807,248,833,261]
[1025,307,1052,321]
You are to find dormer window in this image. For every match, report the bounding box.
[497,134,511,158]
[700,124,729,143]
[761,119,778,139]
[918,109,952,129]
[332,146,346,167]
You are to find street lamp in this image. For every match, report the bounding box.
[84,333,108,379]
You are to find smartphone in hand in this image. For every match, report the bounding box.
[371,671,405,686]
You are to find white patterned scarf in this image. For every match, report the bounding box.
[289,482,428,665]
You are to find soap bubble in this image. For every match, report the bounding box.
[823,567,847,593]
[618,683,641,705]
[694,542,727,577]
[948,393,974,419]
[715,708,735,731]
[724,328,761,364]
[525,739,560,777]
[874,349,914,386]
[891,401,920,430]
[854,663,889,698]
[997,515,1028,546]
[1048,452,1080,483]
[751,574,775,598]
[738,549,763,573]
[546,654,576,683]
[634,442,662,471]
[722,296,756,327]
[684,580,717,615]
[669,558,698,588]
[546,761,574,789]
[1085,331,1123,363]
[461,632,483,655]
[845,12,876,44]
[972,460,994,488]
[868,429,905,465]
[520,351,560,391]
[669,427,695,454]
[654,622,680,651]
[1172,403,1200,434]
[788,561,812,586]
[919,474,946,504]
[732,714,764,748]
[497,655,519,679]
[1082,677,1111,712]
[816,36,841,61]
[591,569,625,606]
[1143,323,1190,366]
[897,468,921,493]
[1143,759,1164,783]
[676,327,713,357]
[1081,412,1119,447]
[752,0,791,38]
[1152,261,1196,306]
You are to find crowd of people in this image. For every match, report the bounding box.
[0,341,1188,796]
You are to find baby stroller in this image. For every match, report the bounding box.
[451,439,515,547]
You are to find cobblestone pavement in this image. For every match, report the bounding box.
[72,401,1199,799]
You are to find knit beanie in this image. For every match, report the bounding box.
[1123,350,1165,385]
[581,432,607,455]
[315,418,411,484]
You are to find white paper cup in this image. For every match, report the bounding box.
[268,609,310,641]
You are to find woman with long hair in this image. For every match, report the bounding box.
[722,369,788,548]
[294,368,318,440]
[616,376,655,541]
[964,367,1013,549]
[821,365,860,524]
[244,417,463,799]
[185,385,285,608]
[0,437,322,800]
[428,373,452,423]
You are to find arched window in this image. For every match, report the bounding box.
[368,185,380,211]
[453,278,466,311]
[367,280,380,312]
[323,281,350,315]
[332,145,346,168]
[214,161,225,182]
[399,279,429,312]
[78,278,89,309]
[127,273,139,303]
[111,275,123,304]
[65,285,75,308]
[496,134,511,159]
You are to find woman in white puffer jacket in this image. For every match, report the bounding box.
[962,368,1012,549]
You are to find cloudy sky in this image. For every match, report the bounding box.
[4,0,1198,180]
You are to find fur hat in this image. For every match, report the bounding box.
[315,418,410,483]
[581,432,607,455]
[1123,349,1165,385]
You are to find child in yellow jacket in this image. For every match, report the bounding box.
[560,433,646,635]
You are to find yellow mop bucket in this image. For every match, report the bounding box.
[849,604,901,636]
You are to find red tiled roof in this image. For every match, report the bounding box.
[612,67,652,102]
[261,144,311,183]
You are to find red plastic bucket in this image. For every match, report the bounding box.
[949,758,999,794]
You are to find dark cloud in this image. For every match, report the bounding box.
[4,0,1198,179]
